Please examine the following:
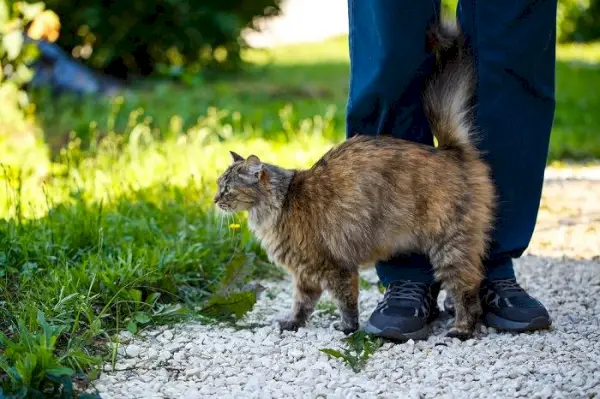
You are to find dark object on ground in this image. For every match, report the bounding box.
[25,37,124,96]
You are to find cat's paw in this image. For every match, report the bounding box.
[332,320,359,335]
[445,327,473,341]
[277,318,301,332]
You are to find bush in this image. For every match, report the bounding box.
[442,0,600,44]
[559,0,600,43]
[0,1,50,139]
[36,0,283,79]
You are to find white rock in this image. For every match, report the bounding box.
[182,389,200,399]
[288,348,304,359]
[147,348,158,359]
[185,368,202,377]
[165,343,181,352]
[125,344,143,358]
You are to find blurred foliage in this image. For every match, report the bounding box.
[34,0,283,79]
[0,0,46,137]
[558,0,600,43]
[442,0,600,43]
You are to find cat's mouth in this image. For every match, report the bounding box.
[216,202,234,212]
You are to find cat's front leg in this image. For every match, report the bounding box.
[277,279,322,332]
[326,269,360,335]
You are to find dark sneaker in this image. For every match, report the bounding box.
[444,278,552,332]
[364,280,440,341]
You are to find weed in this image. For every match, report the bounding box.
[320,331,384,373]
[359,277,373,290]
[0,310,101,398]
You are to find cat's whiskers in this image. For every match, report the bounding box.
[227,213,235,239]
[216,206,227,233]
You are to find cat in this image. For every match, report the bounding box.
[214,18,495,340]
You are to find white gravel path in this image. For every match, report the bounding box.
[92,171,600,399]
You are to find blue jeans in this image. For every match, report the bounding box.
[346,0,557,284]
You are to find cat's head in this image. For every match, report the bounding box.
[214,151,271,213]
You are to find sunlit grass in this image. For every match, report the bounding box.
[557,41,600,64]
[1,126,333,221]
[244,35,350,65]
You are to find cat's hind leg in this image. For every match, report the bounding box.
[325,268,360,335]
[429,234,484,340]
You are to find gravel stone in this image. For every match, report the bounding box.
[125,344,142,358]
[146,348,158,359]
[91,176,600,399]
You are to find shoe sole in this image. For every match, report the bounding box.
[446,306,552,332]
[362,321,430,342]
[484,313,552,332]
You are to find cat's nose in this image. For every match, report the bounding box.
[213,194,220,203]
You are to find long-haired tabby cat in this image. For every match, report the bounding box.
[214,18,495,340]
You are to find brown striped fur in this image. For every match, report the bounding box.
[214,18,495,339]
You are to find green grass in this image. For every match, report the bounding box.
[0,131,332,396]
[26,36,600,161]
[553,42,600,160]
[1,36,600,396]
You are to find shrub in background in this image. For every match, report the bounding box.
[558,0,600,43]
[0,1,46,137]
[35,0,283,79]
[443,0,600,43]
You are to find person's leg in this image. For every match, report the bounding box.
[346,0,438,285]
[450,0,557,330]
[346,0,441,340]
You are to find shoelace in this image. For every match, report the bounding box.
[382,281,429,302]
[487,279,525,296]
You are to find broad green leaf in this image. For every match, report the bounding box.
[134,312,151,324]
[126,320,137,334]
[145,292,161,305]
[319,348,346,360]
[46,367,74,377]
[129,288,142,303]
[15,353,37,387]
[200,290,257,320]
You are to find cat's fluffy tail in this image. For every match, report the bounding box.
[423,19,478,159]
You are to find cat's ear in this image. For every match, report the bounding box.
[246,155,261,165]
[230,151,245,163]
[242,154,268,184]
[246,156,268,183]
[246,158,263,177]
